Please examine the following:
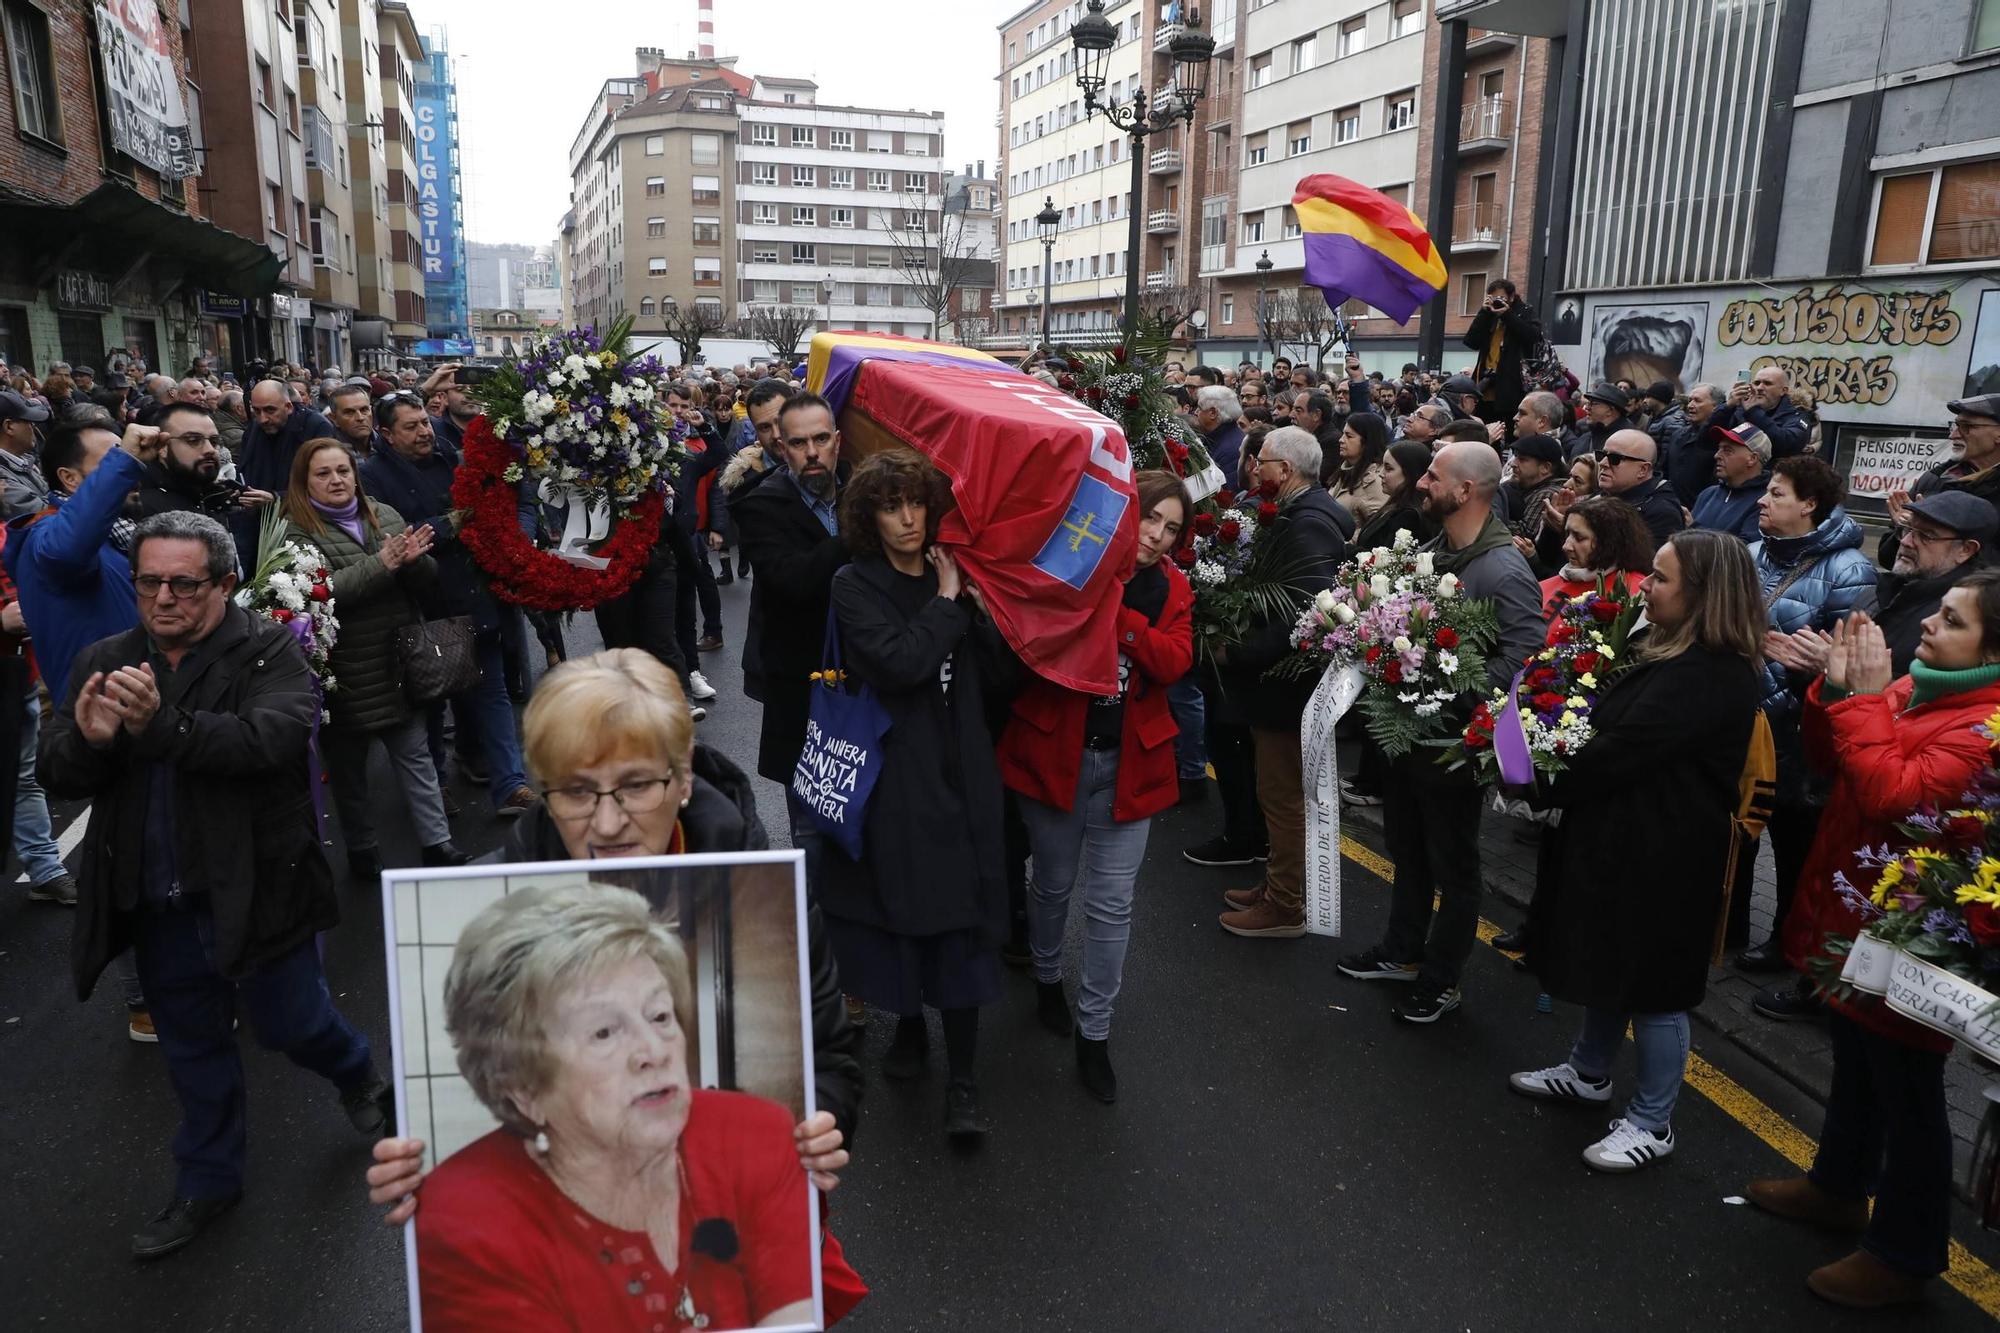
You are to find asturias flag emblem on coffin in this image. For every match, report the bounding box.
[804,331,1138,695]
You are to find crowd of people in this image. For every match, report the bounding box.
[6,291,1996,1314]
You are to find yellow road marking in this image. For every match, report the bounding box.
[1337,831,2000,1317]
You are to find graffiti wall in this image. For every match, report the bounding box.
[1566,276,1999,428]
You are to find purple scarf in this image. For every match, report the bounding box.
[311,495,366,545]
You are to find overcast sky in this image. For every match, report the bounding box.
[414,0,1012,248]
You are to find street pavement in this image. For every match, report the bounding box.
[4,572,2000,1330]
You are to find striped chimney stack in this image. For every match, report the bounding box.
[697,0,714,58]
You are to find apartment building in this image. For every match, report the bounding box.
[943,162,1001,264]
[338,0,391,366]
[735,80,947,337]
[376,1,427,351]
[624,80,740,333]
[565,77,643,335]
[292,0,359,367]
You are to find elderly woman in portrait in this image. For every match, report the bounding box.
[414,880,853,1331]
[366,651,865,1317]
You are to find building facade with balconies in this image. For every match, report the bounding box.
[620,80,741,335]
[376,1,426,351]
[294,0,359,367]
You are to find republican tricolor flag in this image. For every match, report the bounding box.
[1294,174,1447,325]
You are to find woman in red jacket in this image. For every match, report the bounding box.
[996,470,1195,1104]
[1748,571,2000,1309]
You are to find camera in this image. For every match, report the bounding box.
[197,479,248,516]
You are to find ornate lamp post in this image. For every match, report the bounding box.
[1036,196,1061,356]
[1255,248,1273,363]
[1071,0,1212,348]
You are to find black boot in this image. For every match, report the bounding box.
[347,847,382,882]
[1036,981,1074,1037]
[1075,1032,1117,1103]
[882,1015,928,1081]
[1736,940,1790,973]
[716,555,734,585]
[944,1077,992,1140]
[132,1194,241,1260]
[421,841,470,867]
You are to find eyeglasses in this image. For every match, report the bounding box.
[1897,523,1962,548]
[133,574,215,599]
[1953,418,1999,435]
[1601,451,1647,468]
[168,431,219,448]
[544,776,678,822]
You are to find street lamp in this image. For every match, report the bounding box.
[1036,195,1061,356]
[1255,249,1273,363]
[1072,0,1213,349]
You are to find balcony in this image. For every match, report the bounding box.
[1465,30,1520,56]
[1149,148,1182,175]
[1146,209,1179,234]
[1153,21,1183,52]
[1145,270,1169,290]
[1451,202,1504,251]
[1459,96,1512,153]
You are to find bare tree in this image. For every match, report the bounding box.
[1256,288,1303,361]
[658,300,733,368]
[952,313,992,348]
[885,190,986,341]
[1137,279,1211,345]
[746,305,819,360]
[1289,287,1351,374]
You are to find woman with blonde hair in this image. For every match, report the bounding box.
[1508,529,1764,1173]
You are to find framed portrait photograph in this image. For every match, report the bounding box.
[382,851,825,1333]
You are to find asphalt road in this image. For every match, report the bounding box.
[3,573,1998,1331]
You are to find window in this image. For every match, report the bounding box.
[691,134,720,166]
[791,126,815,148]
[1869,160,2000,266]
[1335,106,1361,143]
[692,217,721,244]
[644,135,664,156]
[639,297,656,316]
[1222,294,1234,324]
[648,256,667,276]
[1338,17,1367,57]
[752,163,778,185]
[645,176,665,197]
[1386,91,1416,133]
[4,0,61,143]
[866,249,892,267]
[961,288,980,314]
[1458,271,1490,316]
[1291,35,1316,73]
[905,172,927,192]
[791,243,817,263]
[752,246,779,264]
[793,165,816,187]
[647,216,665,237]
[1245,132,1268,166]
[694,258,722,286]
[1288,121,1313,156]
[1242,214,1265,243]
[1393,0,1423,38]
[867,284,892,306]
[829,245,855,266]
[750,123,776,146]
[830,207,855,228]
[792,206,816,225]
[1248,54,1271,88]
[752,281,781,303]
[1283,206,1302,239]
[691,175,721,203]
[905,133,929,155]
[791,282,819,304]
[830,168,854,189]
[1201,198,1228,273]
[830,129,854,150]
[752,203,778,225]
[867,131,892,153]
[868,170,892,192]
[1972,0,2000,53]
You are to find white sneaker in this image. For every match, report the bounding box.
[689,704,708,722]
[1508,1062,1613,1104]
[687,670,718,701]
[1582,1117,1675,1173]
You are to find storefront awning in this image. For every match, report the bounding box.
[0,182,287,298]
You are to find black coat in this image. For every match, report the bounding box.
[1866,559,1985,677]
[1463,301,1542,427]
[1564,414,1635,462]
[1606,475,1687,553]
[728,463,851,782]
[500,743,865,1144]
[817,556,1011,943]
[1877,462,2000,570]
[1221,486,1353,730]
[42,604,337,999]
[1530,641,1759,1013]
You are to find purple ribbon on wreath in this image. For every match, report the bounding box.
[1493,668,1536,787]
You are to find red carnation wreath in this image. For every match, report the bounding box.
[452,414,664,611]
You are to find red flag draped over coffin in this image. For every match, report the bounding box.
[838,359,1137,695]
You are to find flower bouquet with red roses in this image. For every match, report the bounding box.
[1452,577,1644,787]
[1830,716,2000,1061]
[1180,480,1306,666]
[234,505,339,712]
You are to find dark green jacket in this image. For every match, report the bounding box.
[286,501,436,732]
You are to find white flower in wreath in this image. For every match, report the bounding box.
[1437,651,1460,674]
[1313,589,1339,615]
[1332,602,1357,625]
[608,384,630,408]
[1414,552,1435,578]
[1369,573,1392,599]
[1392,529,1416,551]
[563,354,589,378]
[1391,635,1412,653]
[1435,573,1460,598]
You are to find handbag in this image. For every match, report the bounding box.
[395,614,480,705]
[791,609,894,861]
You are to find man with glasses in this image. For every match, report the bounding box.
[1596,429,1685,552]
[1396,401,1450,447]
[1878,395,2000,571]
[43,509,391,1260]
[133,403,266,528]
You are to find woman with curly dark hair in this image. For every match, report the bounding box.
[1539,495,1654,610]
[823,449,1016,1140]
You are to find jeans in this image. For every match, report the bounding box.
[14,690,65,885]
[1810,1013,1952,1277]
[133,904,375,1199]
[1380,759,1486,988]
[784,785,825,897]
[322,715,452,851]
[1168,673,1207,781]
[1204,712,1262,848]
[429,633,528,807]
[1570,1008,1690,1132]
[687,530,723,638]
[1251,726,1306,914]
[1020,746,1151,1040]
